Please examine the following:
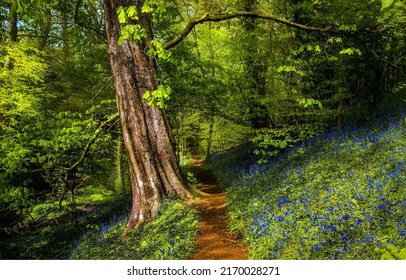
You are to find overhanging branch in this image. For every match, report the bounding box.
[163,11,344,50]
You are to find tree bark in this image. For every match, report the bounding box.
[103,0,192,236]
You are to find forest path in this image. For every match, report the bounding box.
[189,159,248,260]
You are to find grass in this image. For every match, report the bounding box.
[206,109,406,259]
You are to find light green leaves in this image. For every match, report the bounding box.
[297,98,323,109]
[117,6,139,23]
[338,24,358,31]
[117,6,145,45]
[381,0,395,10]
[141,2,153,13]
[148,40,172,60]
[339,47,362,56]
[277,65,306,77]
[142,85,172,108]
[118,24,147,45]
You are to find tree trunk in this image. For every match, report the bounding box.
[103,0,192,236]
[7,6,18,42]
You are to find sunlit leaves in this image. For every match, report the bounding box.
[297,98,323,109]
[118,24,147,45]
[381,0,395,10]
[277,65,306,77]
[339,47,362,56]
[148,40,172,60]
[143,85,172,108]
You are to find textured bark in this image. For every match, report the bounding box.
[103,0,192,235]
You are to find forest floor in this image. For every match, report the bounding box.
[189,159,248,260]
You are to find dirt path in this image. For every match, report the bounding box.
[189,159,248,260]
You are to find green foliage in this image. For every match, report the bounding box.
[381,0,396,10]
[69,199,198,260]
[143,84,172,108]
[376,244,406,260]
[297,98,323,109]
[252,123,325,163]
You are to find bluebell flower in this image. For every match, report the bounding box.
[275,216,284,222]
[369,136,379,143]
[313,244,320,251]
[277,197,289,209]
[101,225,109,234]
[356,219,363,226]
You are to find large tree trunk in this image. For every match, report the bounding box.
[103,0,192,236]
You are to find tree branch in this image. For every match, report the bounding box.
[163,11,344,50]
[64,113,120,172]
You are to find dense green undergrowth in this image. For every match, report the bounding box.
[1,186,198,260]
[206,109,406,259]
[0,186,131,259]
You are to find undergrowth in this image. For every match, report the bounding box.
[69,199,198,260]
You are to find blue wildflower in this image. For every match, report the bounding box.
[356,219,363,226]
[275,216,284,222]
[277,197,289,209]
[400,229,406,237]
[342,215,350,221]
[313,244,320,251]
[369,136,379,143]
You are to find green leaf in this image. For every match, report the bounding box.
[117,6,127,24]
[126,6,138,20]
[143,91,150,99]
[381,0,395,10]
[142,2,153,13]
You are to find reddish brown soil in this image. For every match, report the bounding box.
[189,159,248,260]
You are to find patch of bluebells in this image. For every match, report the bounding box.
[221,111,406,259]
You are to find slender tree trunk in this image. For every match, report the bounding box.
[39,9,52,51]
[62,10,70,59]
[205,106,215,158]
[7,6,18,42]
[243,0,269,129]
[103,0,192,236]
